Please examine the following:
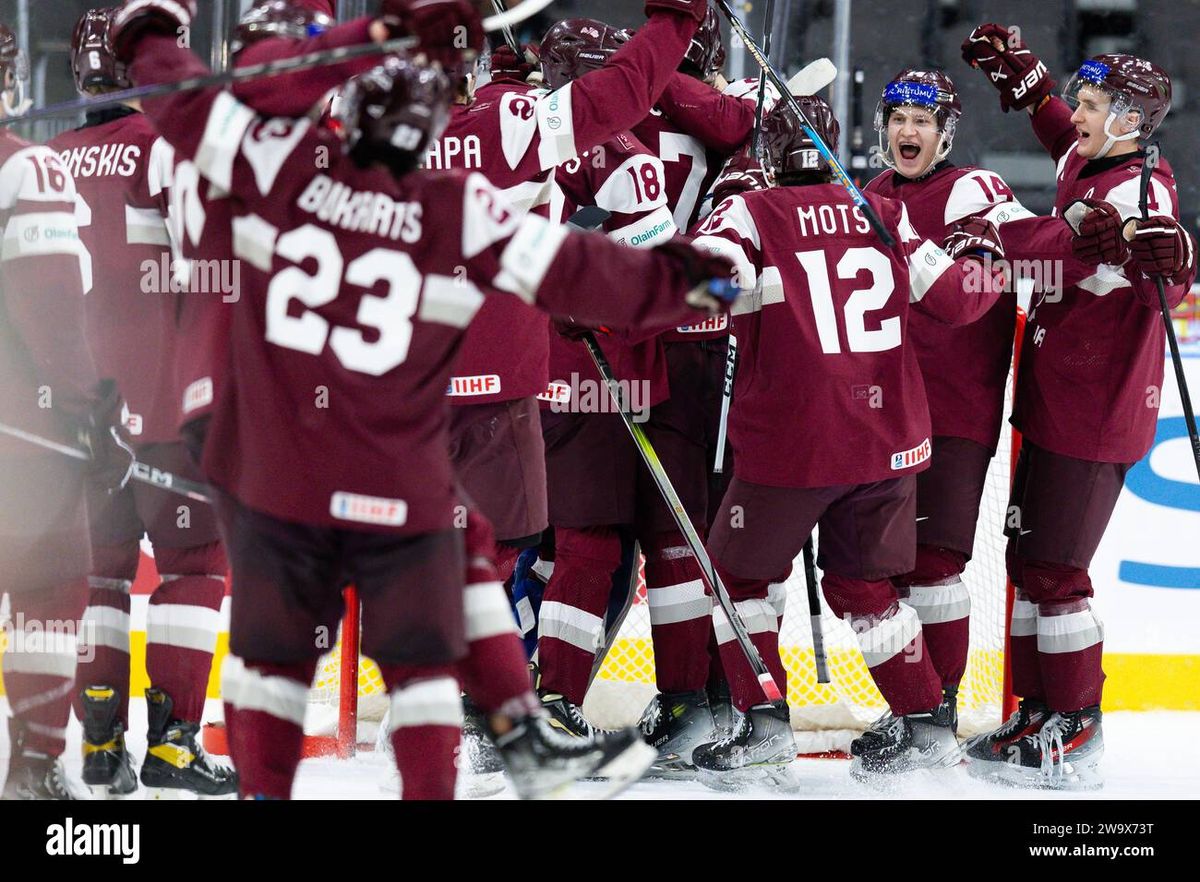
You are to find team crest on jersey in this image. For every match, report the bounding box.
[890,438,932,471]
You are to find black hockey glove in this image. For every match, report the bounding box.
[942,216,1005,263]
[79,379,136,495]
[1124,216,1196,284]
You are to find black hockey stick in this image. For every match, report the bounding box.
[490,0,522,55]
[750,0,776,159]
[712,0,894,247]
[0,421,212,504]
[1132,144,1200,481]
[801,537,829,683]
[0,36,418,128]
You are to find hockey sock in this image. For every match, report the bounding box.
[644,531,712,694]
[459,556,539,719]
[381,666,463,800]
[146,567,226,723]
[537,527,622,704]
[895,546,970,690]
[2,579,88,756]
[712,596,786,713]
[1024,560,1105,711]
[220,656,314,799]
[74,575,133,728]
[823,574,942,716]
[1009,590,1043,701]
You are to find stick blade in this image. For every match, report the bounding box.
[788,58,837,96]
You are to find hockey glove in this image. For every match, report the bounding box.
[1064,199,1128,265]
[79,379,136,495]
[489,43,541,86]
[112,0,196,63]
[961,23,1055,113]
[645,0,713,24]
[1123,216,1197,284]
[378,0,485,69]
[942,216,1005,262]
[652,239,740,313]
[711,149,771,206]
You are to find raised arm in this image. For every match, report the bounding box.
[655,73,756,153]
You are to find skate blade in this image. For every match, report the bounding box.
[696,760,799,794]
[644,759,698,781]
[587,740,656,799]
[971,755,1105,791]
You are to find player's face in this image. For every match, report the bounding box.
[1069,85,1114,158]
[887,106,940,177]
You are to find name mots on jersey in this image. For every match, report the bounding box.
[57,143,140,179]
[795,203,872,237]
[296,175,423,242]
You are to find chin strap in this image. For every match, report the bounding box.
[1092,111,1141,159]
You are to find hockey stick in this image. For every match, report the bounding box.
[490,1,522,55]
[1130,144,1200,481]
[750,0,776,159]
[713,334,736,474]
[0,35,419,128]
[0,420,213,504]
[712,0,894,246]
[801,537,829,683]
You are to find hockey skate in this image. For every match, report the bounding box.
[461,695,504,775]
[849,700,959,783]
[140,688,238,799]
[692,702,798,792]
[961,698,1049,767]
[638,690,716,779]
[1,720,80,800]
[494,714,655,799]
[80,686,138,799]
[974,706,1103,790]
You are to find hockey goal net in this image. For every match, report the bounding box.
[308,315,1027,755]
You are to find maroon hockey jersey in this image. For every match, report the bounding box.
[167,15,383,430]
[992,98,1194,463]
[694,185,1002,488]
[865,164,1021,451]
[51,109,178,445]
[424,11,700,406]
[0,130,97,456]
[129,34,719,534]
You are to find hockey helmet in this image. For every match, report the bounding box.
[873,68,961,172]
[682,6,724,82]
[1061,54,1171,157]
[71,7,132,94]
[231,0,333,58]
[762,96,840,182]
[539,19,631,91]
[333,55,453,175]
[0,22,31,118]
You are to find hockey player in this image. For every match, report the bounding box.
[862,68,1026,734]
[51,7,235,799]
[685,99,1010,788]
[959,26,1196,788]
[114,0,736,799]
[0,22,135,800]
[427,0,713,595]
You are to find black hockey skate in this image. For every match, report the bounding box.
[1,720,79,800]
[493,714,655,799]
[692,702,797,792]
[81,686,138,798]
[962,697,1049,766]
[638,690,716,779]
[855,686,960,757]
[140,688,238,799]
[849,700,959,782]
[975,706,1103,791]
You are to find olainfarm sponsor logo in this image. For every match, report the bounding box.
[46,819,140,864]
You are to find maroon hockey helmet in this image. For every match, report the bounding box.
[71,7,132,94]
[539,18,631,91]
[0,21,31,118]
[231,0,334,57]
[682,6,723,81]
[333,55,453,174]
[762,96,840,182]
[1062,54,1172,141]
[873,68,962,169]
